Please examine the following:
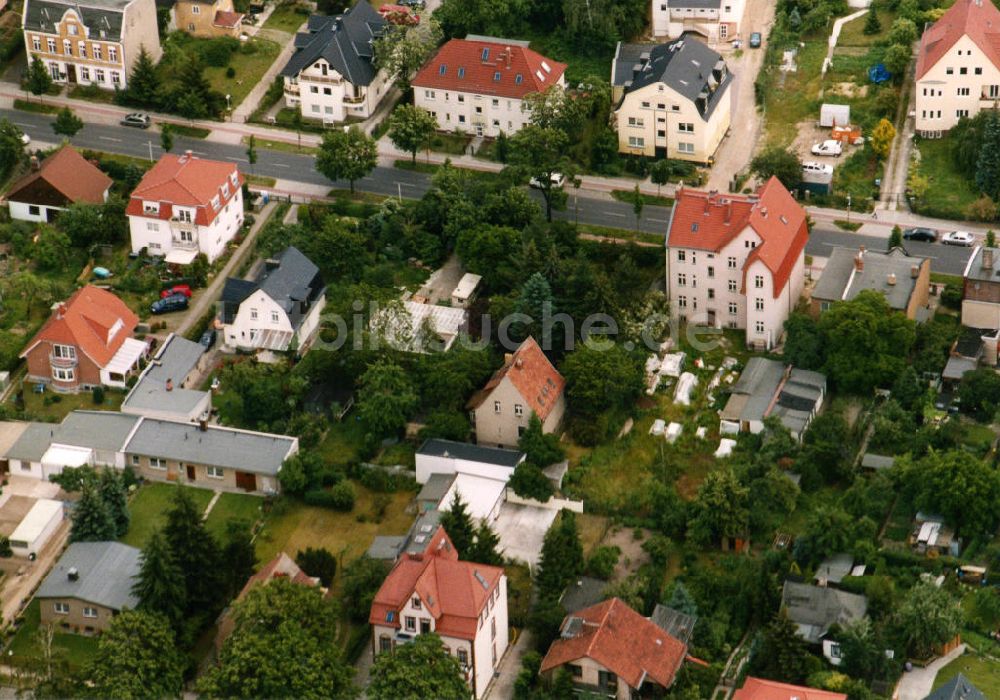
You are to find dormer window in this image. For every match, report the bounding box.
[143,201,159,214]
[221,183,229,198]
[230,172,238,188]
[211,195,220,210]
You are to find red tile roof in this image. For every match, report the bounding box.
[466,337,565,420]
[213,9,243,27]
[733,677,847,700]
[540,598,687,691]
[412,38,566,100]
[126,152,243,227]
[667,177,808,299]
[20,286,138,367]
[916,0,1000,79]
[369,539,504,640]
[7,145,112,205]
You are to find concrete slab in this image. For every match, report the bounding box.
[3,475,61,499]
[494,502,558,568]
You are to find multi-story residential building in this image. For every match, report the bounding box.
[22,0,161,90]
[126,151,244,264]
[811,246,931,320]
[20,285,145,392]
[665,177,808,349]
[172,0,242,38]
[962,246,1000,329]
[6,145,112,223]
[652,0,746,43]
[466,337,566,448]
[279,2,389,124]
[412,36,567,138]
[915,0,1000,137]
[369,527,508,699]
[611,38,732,162]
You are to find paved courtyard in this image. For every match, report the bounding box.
[493,502,558,568]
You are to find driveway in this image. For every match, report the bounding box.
[896,645,966,700]
[493,502,558,568]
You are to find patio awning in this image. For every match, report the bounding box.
[105,337,148,377]
[165,248,199,265]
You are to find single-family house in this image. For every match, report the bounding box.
[126,151,244,264]
[924,673,987,700]
[915,0,1000,137]
[369,528,507,699]
[415,439,525,485]
[367,509,451,562]
[733,677,847,700]
[279,3,390,124]
[121,333,211,421]
[540,598,688,699]
[611,39,732,162]
[22,0,162,90]
[781,581,868,645]
[652,0,746,43]
[220,246,326,355]
[467,337,566,448]
[941,325,988,386]
[962,246,1000,329]
[172,0,242,38]
[811,246,931,321]
[665,177,808,349]
[20,285,145,393]
[36,541,141,634]
[8,498,63,557]
[719,358,826,440]
[6,146,112,222]
[412,36,567,138]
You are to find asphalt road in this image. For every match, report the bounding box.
[807,226,975,276]
[2,108,673,234]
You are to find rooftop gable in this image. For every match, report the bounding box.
[7,146,112,206]
[279,2,386,85]
[126,152,242,226]
[916,0,1000,79]
[466,337,565,420]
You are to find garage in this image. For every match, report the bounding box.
[9,498,63,558]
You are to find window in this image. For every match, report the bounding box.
[323,87,331,95]
[628,116,644,127]
[958,87,970,96]
[132,455,140,465]
[957,109,969,118]
[32,36,40,51]
[458,115,466,123]
[424,89,435,99]
[28,205,40,216]
[111,71,120,85]
[420,619,430,634]
[708,289,715,299]
[207,466,224,479]
[628,136,644,147]
[677,295,687,308]
[755,321,765,334]
[976,67,983,75]
[946,67,953,75]
[491,618,496,640]
[727,256,737,269]
[728,280,737,292]
[494,400,501,414]
[52,367,75,382]
[412,597,421,610]
[250,308,258,320]
[493,71,501,81]
[568,664,583,677]
[990,85,1000,98]
[405,616,416,632]
[678,142,695,154]
[379,636,392,652]
[960,67,967,75]
[677,273,687,287]
[149,457,166,470]
[678,122,694,132]
[52,345,76,359]
[755,298,764,311]
[270,311,279,323]
[458,67,465,78]
[192,3,200,12]
[47,38,56,53]
[458,649,469,666]
[78,41,86,57]
[641,101,650,108]
[457,94,465,103]
[83,607,98,618]
[63,39,72,55]
[729,302,738,315]
[54,603,70,615]
[481,47,490,61]
[438,64,446,75]
[514,404,523,417]
[754,275,764,289]
[94,45,102,61]
[95,68,105,82]
[707,266,715,278]
[677,250,686,262]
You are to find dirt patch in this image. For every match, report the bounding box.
[0,496,35,537]
[600,525,653,581]
[827,81,868,98]
[790,120,833,162]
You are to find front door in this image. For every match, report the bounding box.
[186,464,195,481]
[235,471,256,491]
[66,64,76,83]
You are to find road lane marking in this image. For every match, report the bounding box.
[647,218,668,223]
[605,212,626,217]
[273,163,290,168]
[99,136,122,142]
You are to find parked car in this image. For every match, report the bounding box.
[811,139,843,157]
[902,227,937,242]
[530,172,565,189]
[199,328,216,350]
[20,133,30,145]
[802,161,834,177]
[120,113,151,129]
[942,230,976,247]
[150,293,189,314]
[749,32,762,48]
[160,284,193,299]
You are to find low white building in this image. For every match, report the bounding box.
[9,498,63,558]
[279,3,390,124]
[6,146,112,223]
[121,334,211,421]
[652,0,746,43]
[412,36,567,138]
[452,273,482,309]
[126,151,244,265]
[415,439,525,485]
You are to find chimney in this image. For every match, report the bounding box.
[165,378,173,391]
[180,150,193,163]
[30,155,39,171]
[504,352,513,365]
[264,258,280,271]
[199,417,208,432]
[911,264,920,279]
[67,567,79,582]
[983,248,995,271]
[760,206,768,218]
[887,273,897,286]
[515,358,523,369]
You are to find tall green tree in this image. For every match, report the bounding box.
[903,450,1000,538]
[98,468,129,537]
[125,45,160,107]
[388,104,437,162]
[439,492,476,558]
[863,6,881,34]
[70,484,116,542]
[296,547,337,587]
[896,581,961,658]
[535,509,584,599]
[976,109,1000,200]
[219,519,257,600]
[508,125,573,221]
[26,56,53,98]
[632,183,644,231]
[562,343,644,422]
[357,359,418,437]
[666,581,698,617]
[316,126,378,193]
[509,461,554,502]
[163,486,224,620]
[341,556,390,622]
[517,413,564,467]
[369,633,468,700]
[468,519,504,566]
[687,467,750,547]
[160,123,174,153]
[749,610,812,684]
[87,611,185,700]
[199,579,356,699]
[888,225,903,250]
[374,18,444,91]
[52,107,83,137]
[750,147,802,190]
[958,366,1000,421]
[515,272,555,343]
[0,119,27,179]
[246,134,258,178]
[132,529,187,627]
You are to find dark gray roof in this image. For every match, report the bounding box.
[668,0,721,7]
[279,2,386,85]
[36,541,140,610]
[5,411,140,462]
[651,604,697,646]
[5,422,56,462]
[722,358,825,435]
[813,247,928,311]
[418,438,524,468]
[220,247,324,331]
[418,473,456,504]
[964,246,1000,283]
[125,419,296,475]
[612,39,732,120]
[814,553,854,584]
[782,581,868,644]
[122,335,208,417]
[367,535,406,561]
[560,576,608,614]
[24,0,130,41]
[219,278,257,325]
[924,673,987,700]
[366,510,445,561]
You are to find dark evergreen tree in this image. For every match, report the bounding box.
[515,272,555,343]
[535,510,584,599]
[219,519,257,600]
[468,520,503,566]
[666,581,699,618]
[132,529,186,627]
[750,610,812,685]
[125,45,160,107]
[163,487,223,620]
[509,462,554,502]
[296,547,337,587]
[976,109,1000,200]
[517,413,565,467]
[439,492,476,558]
[98,468,129,537]
[52,107,83,137]
[70,484,116,542]
[863,6,881,35]
[26,56,52,97]
[888,225,903,250]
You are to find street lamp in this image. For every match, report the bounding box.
[846,193,852,224]
[225,93,232,115]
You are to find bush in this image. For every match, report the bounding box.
[225,66,236,79]
[585,545,621,580]
[940,283,962,310]
[198,37,239,67]
[328,481,356,511]
[92,385,105,405]
[295,546,337,586]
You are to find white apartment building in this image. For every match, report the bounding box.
[665,177,808,350]
[22,0,161,90]
[126,151,244,264]
[915,0,1000,136]
[279,2,390,124]
[412,35,566,138]
[652,0,746,43]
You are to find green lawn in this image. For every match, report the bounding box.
[205,492,264,539]
[120,483,214,548]
[206,38,282,110]
[244,135,319,155]
[911,136,981,220]
[6,600,100,673]
[611,189,674,207]
[19,386,124,422]
[262,3,309,34]
[837,9,897,48]
[930,650,1000,697]
[760,34,828,147]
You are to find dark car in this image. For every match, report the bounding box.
[749,32,762,48]
[120,113,151,129]
[151,293,189,314]
[902,227,937,242]
[199,328,216,350]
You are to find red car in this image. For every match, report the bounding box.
[160,284,193,299]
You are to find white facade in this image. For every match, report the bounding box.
[223,288,326,353]
[652,0,746,42]
[414,87,558,138]
[9,200,61,222]
[128,184,243,263]
[916,34,1000,136]
[285,62,390,124]
[9,498,63,557]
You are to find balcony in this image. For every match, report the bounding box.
[302,74,343,86]
[49,353,78,368]
[171,237,198,250]
[344,93,366,105]
[284,83,300,96]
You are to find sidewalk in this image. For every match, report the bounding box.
[806,203,993,236]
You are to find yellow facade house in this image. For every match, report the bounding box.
[173,0,243,39]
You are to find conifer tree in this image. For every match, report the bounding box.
[126,46,160,107]
[863,6,881,35]
[98,468,130,537]
[70,484,116,542]
[468,520,503,566]
[163,487,223,618]
[132,529,186,627]
[439,492,476,558]
[977,110,1000,200]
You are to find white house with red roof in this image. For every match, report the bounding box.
[466,337,566,448]
[412,35,567,138]
[915,0,1000,137]
[20,285,145,392]
[369,528,508,699]
[665,176,808,350]
[126,151,244,265]
[6,146,112,223]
